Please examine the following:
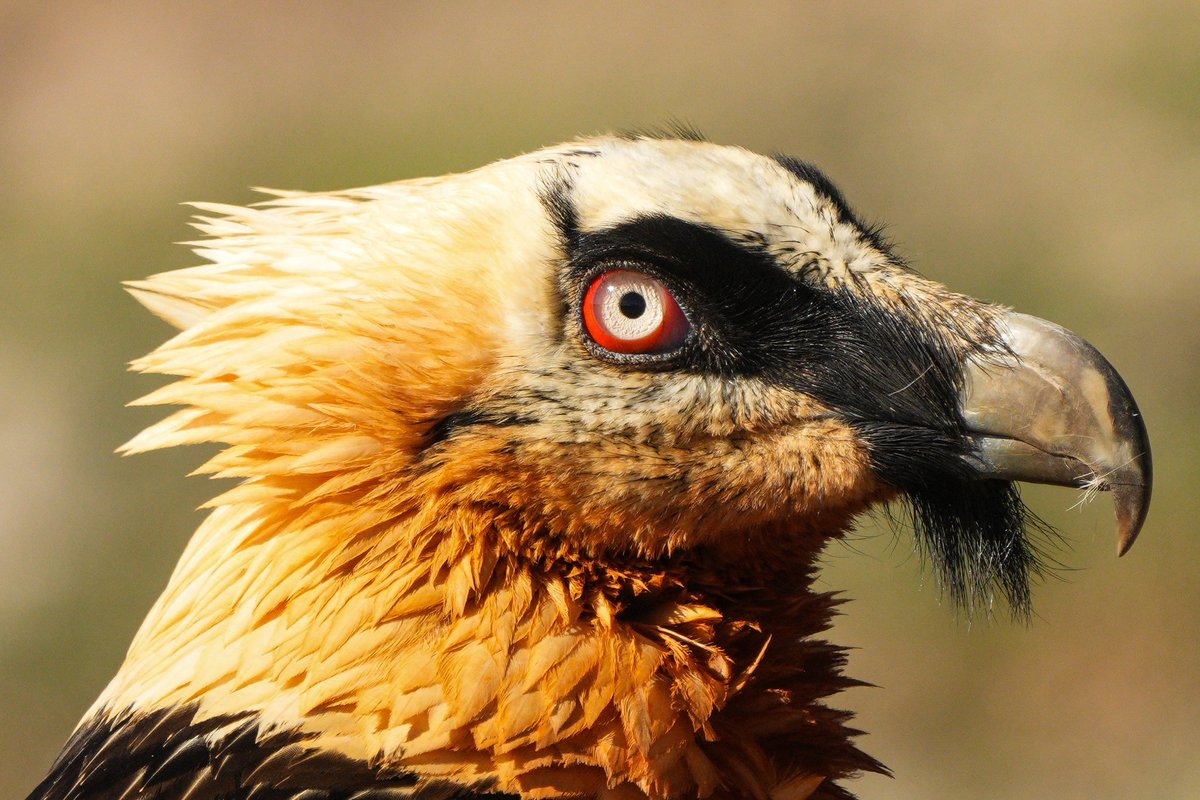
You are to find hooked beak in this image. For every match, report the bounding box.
[961,312,1152,555]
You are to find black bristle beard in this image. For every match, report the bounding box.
[858,421,1050,619]
[902,477,1042,619]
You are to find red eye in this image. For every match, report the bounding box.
[582,270,690,355]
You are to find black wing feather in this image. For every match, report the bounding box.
[28,705,517,800]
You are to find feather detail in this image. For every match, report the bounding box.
[74,138,943,800]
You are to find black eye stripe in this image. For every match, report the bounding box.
[564,214,816,374]
[562,213,966,434]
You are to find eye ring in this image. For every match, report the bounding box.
[582,269,691,356]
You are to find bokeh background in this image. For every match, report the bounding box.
[3,2,1197,797]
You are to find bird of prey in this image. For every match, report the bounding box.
[29,134,1151,800]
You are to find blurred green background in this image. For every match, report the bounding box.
[2,2,1197,798]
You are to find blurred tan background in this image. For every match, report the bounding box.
[2,2,1197,797]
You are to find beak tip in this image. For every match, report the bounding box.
[1112,479,1150,557]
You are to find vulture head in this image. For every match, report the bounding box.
[32,135,1151,800]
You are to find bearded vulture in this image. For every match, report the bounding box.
[29,134,1151,800]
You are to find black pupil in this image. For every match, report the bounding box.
[618,291,647,319]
